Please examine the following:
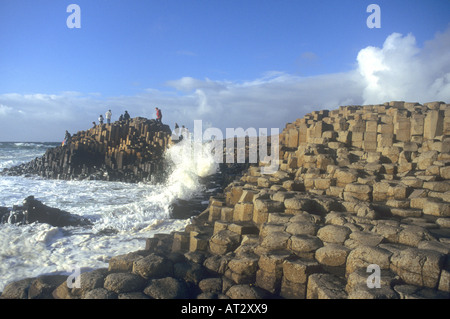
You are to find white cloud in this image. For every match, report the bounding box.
[357,29,450,104]
[166,77,228,92]
[1,27,449,142]
[0,104,13,116]
[160,70,364,133]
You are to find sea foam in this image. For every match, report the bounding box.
[0,138,217,291]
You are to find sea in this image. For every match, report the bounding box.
[0,139,219,292]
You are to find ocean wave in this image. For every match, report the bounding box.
[0,142,57,148]
[13,142,54,148]
[0,142,57,170]
[0,137,219,291]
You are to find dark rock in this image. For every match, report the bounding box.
[143,277,190,299]
[0,207,9,223]
[196,292,219,299]
[83,288,118,299]
[174,261,207,285]
[118,292,151,299]
[103,273,147,294]
[132,253,173,279]
[0,196,92,227]
[52,281,78,299]
[203,254,232,275]
[184,251,209,264]
[170,198,208,219]
[73,268,108,296]
[225,284,272,299]
[209,230,241,255]
[108,250,149,273]
[198,277,223,294]
[152,233,175,254]
[53,268,109,299]
[28,275,67,299]
[166,251,187,264]
[0,278,34,299]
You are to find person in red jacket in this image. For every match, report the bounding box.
[155,107,162,123]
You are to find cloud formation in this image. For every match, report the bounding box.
[357,28,450,104]
[1,28,449,141]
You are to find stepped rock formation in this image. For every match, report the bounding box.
[2,101,450,299]
[2,118,173,183]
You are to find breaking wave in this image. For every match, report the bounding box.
[0,138,218,291]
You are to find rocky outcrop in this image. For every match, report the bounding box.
[0,196,92,227]
[2,101,450,299]
[1,118,173,183]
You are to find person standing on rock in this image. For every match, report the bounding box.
[98,115,104,125]
[123,111,130,121]
[155,107,162,124]
[62,130,71,146]
[181,125,189,139]
[105,109,112,124]
[172,123,181,141]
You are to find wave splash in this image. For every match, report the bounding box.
[89,137,218,233]
[0,138,219,291]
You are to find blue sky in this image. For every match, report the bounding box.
[0,0,449,141]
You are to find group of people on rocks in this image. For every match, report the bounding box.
[94,107,164,126]
[95,109,130,126]
[172,122,190,141]
[65,106,188,146]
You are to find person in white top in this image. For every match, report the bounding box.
[105,109,112,124]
